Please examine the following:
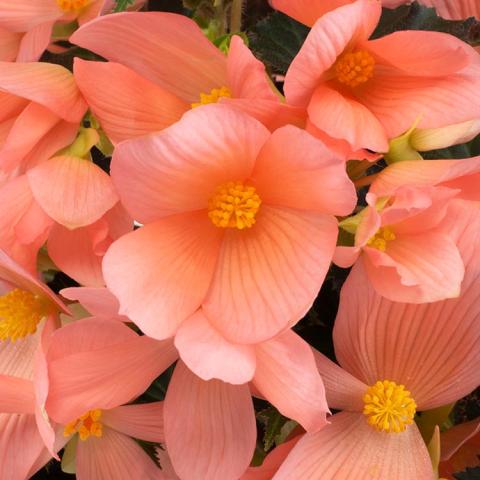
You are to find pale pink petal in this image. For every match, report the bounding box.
[420,0,480,20]
[45,318,178,424]
[70,12,227,103]
[60,287,122,318]
[253,330,328,432]
[251,125,356,215]
[0,62,86,122]
[335,204,480,410]
[0,2,61,31]
[175,309,256,384]
[16,21,54,62]
[284,0,382,107]
[164,361,256,480]
[227,35,278,101]
[103,402,164,443]
[111,104,268,222]
[74,59,188,144]
[76,427,164,480]
[103,213,222,340]
[273,411,435,480]
[204,206,338,344]
[312,350,367,412]
[0,375,35,414]
[0,27,21,61]
[308,84,389,152]
[441,419,480,461]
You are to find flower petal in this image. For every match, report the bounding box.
[103,213,222,340]
[0,2,60,31]
[0,375,35,414]
[204,205,338,344]
[175,309,257,384]
[0,27,21,61]
[164,361,256,480]
[253,330,328,432]
[16,21,54,62]
[441,419,480,461]
[60,287,122,318]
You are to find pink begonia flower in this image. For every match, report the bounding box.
[273,201,480,479]
[0,249,70,478]
[283,0,480,153]
[439,419,480,478]
[420,0,480,19]
[102,104,356,344]
[70,12,306,141]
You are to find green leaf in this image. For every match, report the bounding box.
[249,12,309,74]
[454,467,480,480]
[113,0,135,12]
[257,406,289,451]
[372,3,480,45]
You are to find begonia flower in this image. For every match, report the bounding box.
[283,0,480,153]
[273,200,480,479]
[102,104,356,344]
[70,13,305,141]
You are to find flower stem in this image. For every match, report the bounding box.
[230,0,243,33]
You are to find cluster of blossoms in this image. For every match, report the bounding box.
[0,0,479,479]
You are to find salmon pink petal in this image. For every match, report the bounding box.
[0,62,86,122]
[420,0,480,19]
[76,428,163,480]
[103,402,164,443]
[270,0,351,26]
[284,0,382,107]
[0,1,60,31]
[27,155,118,229]
[164,361,256,480]
[308,85,389,152]
[253,330,328,432]
[332,246,361,268]
[60,287,121,318]
[335,206,480,410]
[273,412,435,480]
[363,230,464,303]
[441,419,480,462]
[16,21,54,62]
[70,12,227,103]
[227,35,278,101]
[204,206,338,344]
[111,104,268,222]
[0,27,21,61]
[251,125,356,215]
[74,59,188,144]
[103,213,222,340]
[45,318,178,424]
[175,310,257,384]
[313,350,367,412]
[0,375,35,414]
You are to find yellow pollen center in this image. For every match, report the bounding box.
[56,0,91,12]
[208,181,261,230]
[367,226,396,252]
[0,289,50,342]
[363,380,417,433]
[64,409,103,441]
[191,86,232,108]
[335,50,375,88]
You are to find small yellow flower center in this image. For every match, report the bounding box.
[191,86,232,108]
[335,50,375,88]
[363,380,417,433]
[366,226,396,252]
[64,409,103,441]
[0,289,50,342]
[56,0,91,12]
[208,181,261,230]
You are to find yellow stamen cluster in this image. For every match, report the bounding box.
[56,0,91,12]
[367,226,396,252]
[0,289,49,342]
[335,50,375,88]
[208,181,261,229]
[191,86,232,108]
[363,380,417,433]
[64,409,103,441]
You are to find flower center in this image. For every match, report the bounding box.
[208,181,261,230]
[367,226,396,252]
[335,50,375,88]
[0,289,50,342]
[191,86,232,108]
[56,0,91,12]
[363,380,417,433]
[64,409,103,441]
